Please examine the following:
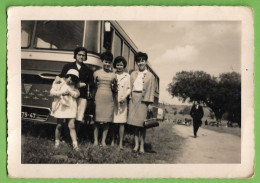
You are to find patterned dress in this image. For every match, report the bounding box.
[94,69,116,122]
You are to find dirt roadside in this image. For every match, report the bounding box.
[172,124,241,163]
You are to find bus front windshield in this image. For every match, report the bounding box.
[35,21,84,50]
[22,21,35,48]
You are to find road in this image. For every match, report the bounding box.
[172,124,241,163]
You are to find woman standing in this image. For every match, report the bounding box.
[127,52,155,154]
[93,51,116,146]
[110,56,131,149]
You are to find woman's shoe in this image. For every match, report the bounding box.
[132,149,138,153]
[54,140,60,148]
[139,150,145,154]
[73,145,79,151]
[72,142,79,151]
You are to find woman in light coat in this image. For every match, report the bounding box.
[127,52,155,153]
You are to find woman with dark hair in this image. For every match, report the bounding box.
[93,51,116,146]
[73,47,88,60]
[59,47,94,138]
[110,56,131,149]
[127,52,155,154]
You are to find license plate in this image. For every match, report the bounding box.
[22,111,37,119]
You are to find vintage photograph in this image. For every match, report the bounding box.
[7,6,254,178]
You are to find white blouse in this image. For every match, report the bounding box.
[133,69,147,91]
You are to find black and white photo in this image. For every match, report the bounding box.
[7,6,254,178]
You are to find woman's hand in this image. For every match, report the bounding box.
[77,82,86,88]
[146,103,153,109]
[119,99,125,104]
[62,90,70,96]
[118,96,127,104]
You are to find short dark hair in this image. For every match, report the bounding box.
[135,52,148,62]
[100,51,113,62]
[113,56,127,69]
[74,47,88,60]
[65,74,79,86]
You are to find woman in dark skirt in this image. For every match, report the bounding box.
[127,52,155,153]
[93,51,116,146]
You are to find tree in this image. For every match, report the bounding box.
[219,72,241,127]
[167,71,241,126]
[182,106,191,115]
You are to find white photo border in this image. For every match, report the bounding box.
[7,6,254,178]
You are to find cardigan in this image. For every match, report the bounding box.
[130,70,155,103]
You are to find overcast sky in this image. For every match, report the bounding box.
[118,21,241,105]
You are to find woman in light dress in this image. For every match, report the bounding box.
[110,56,131,149]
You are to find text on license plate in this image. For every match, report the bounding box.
[22,112,37,119]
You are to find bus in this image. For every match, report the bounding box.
[21,20,160,124]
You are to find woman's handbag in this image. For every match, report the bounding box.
[144,118,159,129]
[143,109,159,129]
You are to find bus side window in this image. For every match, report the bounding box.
[103,27,114,51]
[123,43,129,72]
[155,77,159,93]
[129,50,135,71]
[113,33,122,58]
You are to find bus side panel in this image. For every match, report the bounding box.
[22,59,68,72]
[21,59,68,124]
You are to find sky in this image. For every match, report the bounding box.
[118,21,241,105]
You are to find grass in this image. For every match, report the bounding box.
[201,125,241,137]
[21,121,184,164]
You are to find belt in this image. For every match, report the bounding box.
[133,91,142,93]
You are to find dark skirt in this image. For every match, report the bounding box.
[127,92,148,127]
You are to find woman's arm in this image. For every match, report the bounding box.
[126,75,131,96]
[50,80,64,97]
[69,88,80,98]
[88,69,95,98]
[120,75,131,102]
[143,74,155,103]
[92,71,98,99]
[59,64,69,78]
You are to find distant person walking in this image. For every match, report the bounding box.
[190,101,204,138]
